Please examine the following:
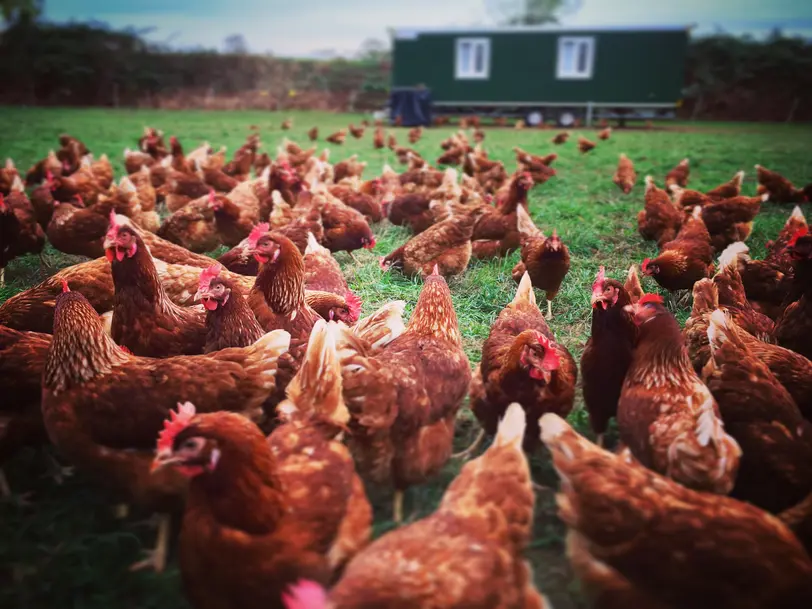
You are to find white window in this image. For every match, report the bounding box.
[556,36,595,79]
[455,38,490,80]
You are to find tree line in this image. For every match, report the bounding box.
[0,17,810,120]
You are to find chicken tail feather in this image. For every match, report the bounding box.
[495,403,526,448]
[512,271,537,307]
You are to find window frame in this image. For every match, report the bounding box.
[454,37,491,80]
[556,36,596,80]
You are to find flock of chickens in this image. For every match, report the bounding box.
[1,119,812,609]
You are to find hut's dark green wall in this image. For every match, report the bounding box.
[392,30,687,104]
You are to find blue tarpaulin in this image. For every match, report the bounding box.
[389,88,432,127]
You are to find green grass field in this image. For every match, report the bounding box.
[1,107,811,608]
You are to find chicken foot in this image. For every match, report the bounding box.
[130,512,171,573]
[452,429,486,460]
[393,490,405,524]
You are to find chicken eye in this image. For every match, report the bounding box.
[181,437,204,452]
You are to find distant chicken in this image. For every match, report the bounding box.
[613,153,636,194]
[581,267,637,446]
[701,194,765,252]
[665,158,690,189]
[466,273,577,455]
[577,136,596,154]
[157,192,221,253]
[25,150,62,187]
[0,181,46,286]
[511,206,570,319]
[386,132,397,149]
[618,294,741,494]
[281,118,293,130]
[326,130,347,145]
[329,404,546,608]
[642,207,714,291]
[552,132,569,145]
[539,413,812,609]
[348,123,365,139]
[381,204,488,278]
[706,170,745,200]
[471,171,534,259]
[637,176,683,247]
[303,233,361,323]
[597,127,612,140]
[372,127,384,149]
[756,164,810,203]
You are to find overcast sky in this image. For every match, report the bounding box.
[45,0,812,57]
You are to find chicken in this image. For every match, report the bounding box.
[348,123,365,139]
[372,127,384,149]
[336,266,471,522]
[196,263,264,354]
[581,266,637,446]
[618,294,741,494]
[25,150,62,186]
[307,126,318,141]
[774,229,812,360]
[0,180,46,286]
[157,193,221,253]
[50,158,106,205]
[0,257,114,333]
[332,156,366,183]
[210,189,260,248]
[254,152,272,177]
[320,200,375,255]
[198,164,239,194]
[88,153,114,190]
[385,192,438,234]
[42,284,291,572]
[0,326,51,495]
[612,153,636,194]
[713,244,775,339]
[642,207,714,291]
[303,233,361,323]
[756,164,808,203]
[163,169,211,213]
[326,130,347,145]
[539,413,812,609]
[407,126,423,144]
[467,272,576,455]
[471,172,533,259]
[700,194,765,252]
[0,158,20,195]
[106,213,207,357]
[665,158,690,189]
[510,206,570,319]
[128,166,158,213]
[328,404,547,609]
[106,176,160,233]
[138,127,167,159]
[513,147,557,168]
[150,325,370,607]
[706,170,745,200]
[246,228,320,384]
[703,310,812,513]
[552,132,569,145]
[381,203,487,278]
[683,278,718,373]
[577,136,596,153]
[597,127,612,140]
[124,147,156,175]
[637,176,683,247]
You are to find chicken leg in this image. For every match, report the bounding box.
[546,299,553,320]
[393,490,404,524]
[130,513,171,573]
[452,429,485,460]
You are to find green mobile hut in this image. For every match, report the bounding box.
[390,24,689,125]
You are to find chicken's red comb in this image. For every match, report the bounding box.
[247,222,270,249]
[533,331,560,371]
[788,226,809,248]
[156,402,197,453]
[282,580,327,609]
[199,263,223,291]
[344,290,362,322]
[592,266,606,294]
[638,293,664,306]
[61,279,70,293]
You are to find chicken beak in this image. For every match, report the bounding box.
[590,293,605,309]
[150,451,179,473]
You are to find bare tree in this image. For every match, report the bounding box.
[486,0,583,26]
[223,34,248,55]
